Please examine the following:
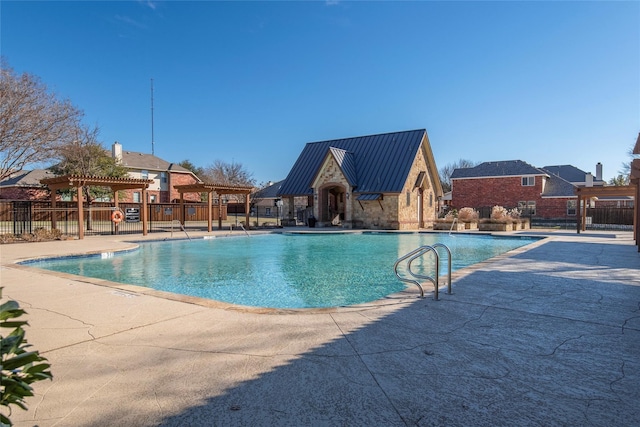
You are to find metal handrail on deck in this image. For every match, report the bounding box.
[171,220,191,240]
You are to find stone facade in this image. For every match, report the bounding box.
[303,140,439,230]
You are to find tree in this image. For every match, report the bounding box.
[0,59,83,180]
[1,288,53,426]
[201,160,256,187]
[439,159,477,193]
[177,159,204,179]
[617,143,637,183]
[608,174,629,186]
[49,124,129,229]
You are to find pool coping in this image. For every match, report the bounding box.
[8,230,550,314]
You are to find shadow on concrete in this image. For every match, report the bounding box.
[151,240,640,426]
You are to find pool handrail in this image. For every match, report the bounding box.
[395,244,452,300]
[393,247,426,298]
[171,220,191,240]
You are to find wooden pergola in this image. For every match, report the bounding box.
[173,183,254,231]
[575,184,638,245]
[41,174,153,239]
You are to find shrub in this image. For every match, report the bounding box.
[490,205,509,222]
[1,288,53,426]
[443,208,458,221]
[458,207,479,222]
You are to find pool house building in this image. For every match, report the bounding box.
[277,129,443,230]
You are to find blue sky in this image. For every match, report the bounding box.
[2,1,639,184]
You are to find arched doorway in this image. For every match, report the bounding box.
[318,184,346,226]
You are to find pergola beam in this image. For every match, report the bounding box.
[174,183,254,231]
[41,174,152,240]
[575,185,637,240]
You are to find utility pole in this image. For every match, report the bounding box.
[150,78,155,156]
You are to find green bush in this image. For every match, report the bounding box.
[1,288,52,426]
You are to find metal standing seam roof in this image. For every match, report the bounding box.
[451,160,547,179]
[328,147,357,186]
[356,193,382,201]
[277,129,427,196]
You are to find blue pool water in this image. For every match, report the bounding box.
[25,232,539,308]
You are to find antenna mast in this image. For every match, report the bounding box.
[150,78,155,156]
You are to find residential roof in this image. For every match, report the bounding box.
[542,164,604,185]
[0,169,55,188]
[539,170,577,198]
[253,180,284,199]
[119,150,192,174]
[278,129,429,196]
[451,160,546,179]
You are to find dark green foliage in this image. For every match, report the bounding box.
[1,288,52,426]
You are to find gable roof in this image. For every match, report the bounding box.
[328,147,357,186]
[451,160,546,179]
[278,129,429,196]
[542,164,604,185]
[119,150,192,174]
[539,170,578,198]
[253,180,284,199]
[0,169,55,188]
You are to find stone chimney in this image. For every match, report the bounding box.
[585,172,593,187]
[596,162,603,181]
[112,141,123,164]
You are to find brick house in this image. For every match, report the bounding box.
[111,142,201,203]
[277,129,443,230]
[450,160,606,219]
[0,169,56,200]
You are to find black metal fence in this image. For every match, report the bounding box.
[460,205,634,231]
[0,200,236,238]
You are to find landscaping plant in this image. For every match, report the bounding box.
[1,288,52,426]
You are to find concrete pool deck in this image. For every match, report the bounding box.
[1,229,639,426]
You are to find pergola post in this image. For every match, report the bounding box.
[142,188,148,236]
[179,193,185,226]
[245,194,250,229]
[218,192,223,230]
[77,185,84,240]
[575,185,636,237]
[172,183,254,233]
[207,190,213,232]
[41,175,152,240]
[50,191,57,230]
[113,189,120,235]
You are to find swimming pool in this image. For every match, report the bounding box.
[25,232,539,309]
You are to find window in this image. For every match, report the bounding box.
[406,191,411,207]
[265,207,271,216]
[133,192,141,203]
[160,172,167,183]
[149,195,156,203]
[567,200,577,216]
[429,193,433,207]
[521,176,535,186]
[141,170,149,180]
[518,201,536,216]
